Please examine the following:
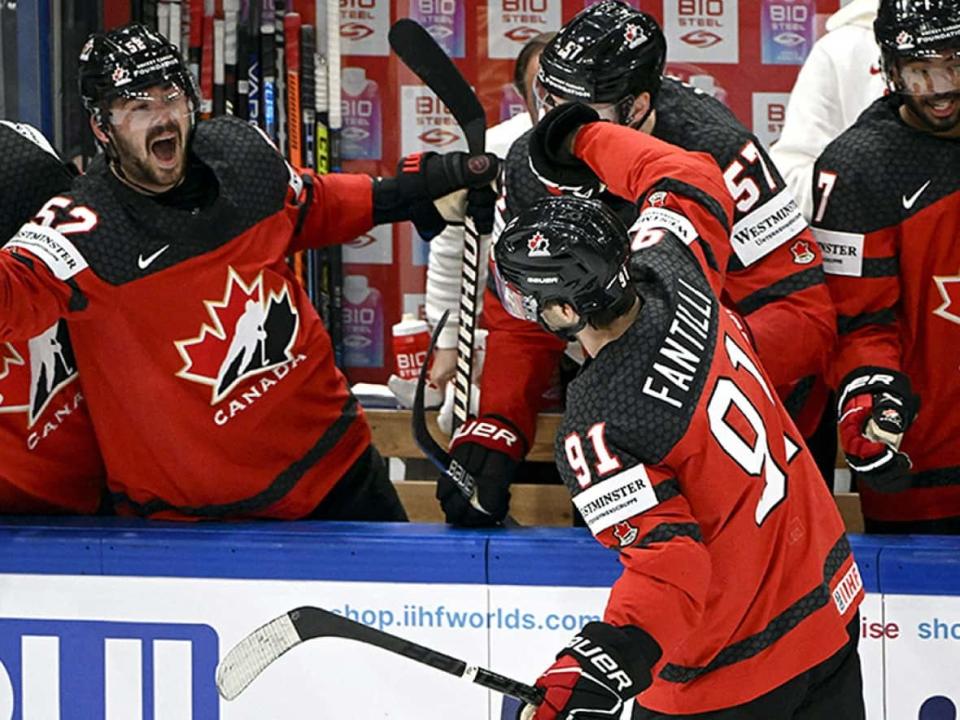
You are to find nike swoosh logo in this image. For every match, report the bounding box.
[902,180,931,210]
[137,245,170,270]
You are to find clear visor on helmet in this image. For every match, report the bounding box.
[493,264,540,323]
[896,52,960,96]
[107,82,192,131]
[532,75,622,122]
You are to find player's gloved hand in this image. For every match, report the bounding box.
[528,102,606,199]
[436,414,525,527]
[396,151,500,240]
[517,622,661,720]
[837,367,920,493]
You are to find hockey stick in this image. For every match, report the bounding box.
[413,311,520,528]
[216,605,545,706]
[326,0,345,366]
[261,0,278,142]
[223,0,238,115]
[389,18,487,434]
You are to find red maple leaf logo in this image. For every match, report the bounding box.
[175,268,300,404]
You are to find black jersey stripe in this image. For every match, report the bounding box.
[637,522,703,549]
[838,307,896,335]
[862,256,899,278]
[111,393,362,517]
[735,267,826,316]
[660,535,853,683]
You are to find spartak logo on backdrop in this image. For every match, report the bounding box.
[175,268,301,407]
[0,321,81,433]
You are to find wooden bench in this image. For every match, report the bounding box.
[366,409,864,533]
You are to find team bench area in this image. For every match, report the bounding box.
[366,409,865,533]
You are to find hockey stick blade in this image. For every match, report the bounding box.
[388,18,485,154]
[216,606,545,706]
[412,309,454,473]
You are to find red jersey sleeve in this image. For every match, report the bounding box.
[479,281,567,444]
[0,221,89,343]
[288,170,374,253]
[724,229,837,387]
[812,164,902,387]
[573,459,710,658]
[573,122,734,295]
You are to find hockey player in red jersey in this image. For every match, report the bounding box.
[0,24,498,521]
[495,195,864,719]
[0,121,105,514]
[438,1,839,527]
[812,0,960,533]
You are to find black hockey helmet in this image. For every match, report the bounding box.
[78,23,199,127]
[493,196,634,339]
[875,0,960,84]
[536,0,666,123]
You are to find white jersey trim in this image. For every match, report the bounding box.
[0,121,60,160]
[813,227,865,277]
[574,463,660,536]
[731,188,807,267]
[630,207,698,247]
[4,223,89,280]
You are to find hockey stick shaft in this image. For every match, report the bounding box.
[326,0,344,366]
[216,605,544,706]
[389,19,486,432]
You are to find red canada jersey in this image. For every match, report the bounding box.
[0,117,375,520]
[0,121,104,514]
[482,79,836,452]
[813,95,960,523]
[558,235,860,714]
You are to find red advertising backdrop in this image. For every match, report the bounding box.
[103,0,844,384]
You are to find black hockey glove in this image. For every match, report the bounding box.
[372,151,500,240]
[528,103,606,199]
[517,622,661,720]
[838,367,920,493]
[437,415,525,527]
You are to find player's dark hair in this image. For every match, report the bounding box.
[513,32,557,102]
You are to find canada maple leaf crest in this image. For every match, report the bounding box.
[933,271,960,327]
[175,268,300,404]
[0,321,79,427]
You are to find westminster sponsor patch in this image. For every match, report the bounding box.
[813,228,864,277]
[573,463,659,535]
[731,189,806,266]
[4,223,89,280]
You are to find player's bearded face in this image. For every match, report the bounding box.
[895,53,960,132]
[107,83,192,192]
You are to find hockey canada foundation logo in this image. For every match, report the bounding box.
[0,321,80,430]
[175,268,300,405]
[527,232,551,257]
